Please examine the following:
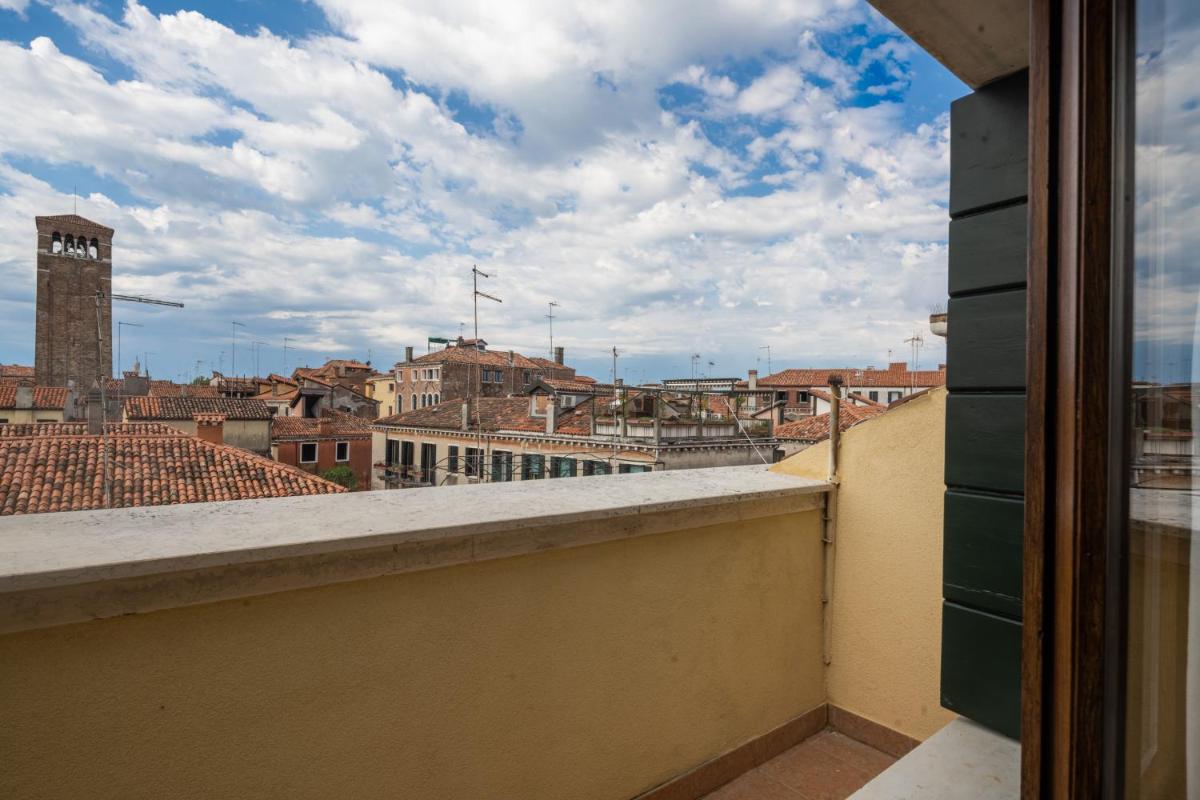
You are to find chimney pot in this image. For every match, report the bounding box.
[461,401,470,432]
[317,416,332,436]
[405,346,414,363]
[554,346,564,365]
[15,386,32,410]
[86,385,103,435]
[748,369,758,391]
[194,413,225,445]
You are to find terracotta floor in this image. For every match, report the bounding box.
[700,730,895,800]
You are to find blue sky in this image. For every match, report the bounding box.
[0,0,965,383]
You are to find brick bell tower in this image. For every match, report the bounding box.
[34,215,114,388]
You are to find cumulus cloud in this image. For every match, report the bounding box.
[0,0,956,380]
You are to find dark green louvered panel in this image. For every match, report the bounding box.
[949,71,1029,216]
[941,602,1022,739]
[945,394,1025,494]
[947,290,1027,391]
[943,491,1024,619]
[948,203,1028,296]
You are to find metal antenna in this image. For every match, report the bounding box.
[117,321,143,378]
[759,345,772,375]
[231,321,245,376]
[471,265,502,342]
[283,337,294,374]
[251,341,267,379]
[546,301,559,358]
[143,351,157,377]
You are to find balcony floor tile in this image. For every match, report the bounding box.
[703,730,895,800]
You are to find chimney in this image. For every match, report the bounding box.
[317,415,332,436]
[15,385,32,410]
[554,346,564,365]
[748,369,758,390]
[509,350,515,366]
[546,400,557,434]
[405,346,414,363]
[461,401,471,432]
[87,384,103,434]
[195,413,225,445]
[889,361,908,372]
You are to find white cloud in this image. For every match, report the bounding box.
[0,0,954,378]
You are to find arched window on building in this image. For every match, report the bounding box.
[433,393,439,404]
[50,232,62,254]
[411,394,417,411]
[64,235,75,255]
[88,238,99,259]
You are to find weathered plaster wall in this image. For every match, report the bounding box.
[0,509,825,800]
[772,387,955,741]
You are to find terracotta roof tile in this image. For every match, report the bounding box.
[748,363,947,389]
[410,345,542,370]
[0,423,343,515]
[376,397,593,436]
[0,386,69,410]
[124,396,273,421]
[271,413,372,441]
[774,404,884,442]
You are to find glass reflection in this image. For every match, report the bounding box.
[1126,0,1200,797]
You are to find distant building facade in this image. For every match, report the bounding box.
[741,362,947,418]
[123,396,274,454]
[392,339,585,413]
[34,214,114,389]
[371,384,778,490]
[271,413,373,490]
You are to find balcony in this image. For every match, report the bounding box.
[0,388,1016,799]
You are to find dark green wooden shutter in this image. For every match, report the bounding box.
[941,69,1028,740]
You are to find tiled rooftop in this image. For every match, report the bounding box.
[748,363,947,389]
[272,413,372,440]
[0,386,69,410]
[409,343,544,370]
[774,406,884,443]
[0,422,344,516]
[376,396,593,435]
[124,395,273,420]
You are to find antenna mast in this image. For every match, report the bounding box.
[546,301,559,358]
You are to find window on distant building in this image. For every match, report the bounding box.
[447,445,459,473]
[522,453,544,480]
[465,447,482,477]
[491,450,514,482]
[388,382,394,392]
[887,391,902,403]
[550,456,577,478]
[420,442,437,483]
[618,464,650,474]
[582,460,610,476]
[385,439,399,466]
[411,394,417,411]
[300,442,318,463]
[523,370,531,385]
[433,394,439,404]
[868,391,879,402]
[335,441,349,462]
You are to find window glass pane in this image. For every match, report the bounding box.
[1125,2,1199,796]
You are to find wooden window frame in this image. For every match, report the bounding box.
[1024,0,1131,796]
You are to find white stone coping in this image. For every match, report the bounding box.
[848,717,1019,799]
[0,466,828,634]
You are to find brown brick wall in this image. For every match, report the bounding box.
[34,217,113,388]
[274,438,372,490]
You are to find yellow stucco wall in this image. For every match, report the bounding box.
[0,408,64,423]
[771,387,955,741]
[0,510,825,800]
